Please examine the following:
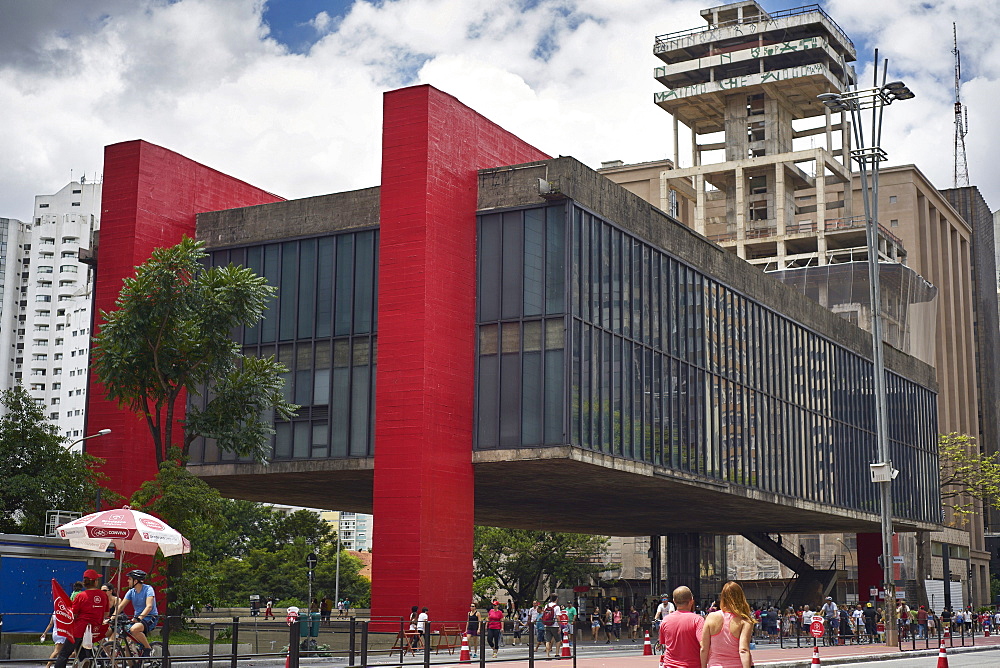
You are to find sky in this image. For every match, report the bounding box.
[1,0,999,222]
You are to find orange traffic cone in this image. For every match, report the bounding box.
[811,646,820,665]
[643,631,653,656]
[937,642,949,668]
[561,630,571,658]
[459,634,471,663]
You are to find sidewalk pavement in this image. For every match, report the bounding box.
[480,634,1000,668]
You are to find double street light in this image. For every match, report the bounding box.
[817,56,914,648]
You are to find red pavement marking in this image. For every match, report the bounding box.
[444,635,1000,668]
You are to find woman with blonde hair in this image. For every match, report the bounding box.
[700,581,754,668]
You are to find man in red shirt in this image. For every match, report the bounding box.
[658,586,703,668]
[53,569,110,668]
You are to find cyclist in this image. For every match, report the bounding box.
[108,570,158,657]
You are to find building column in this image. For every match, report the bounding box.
[673,116,680,169]
[372,85,549,623]
[695,174,706,235]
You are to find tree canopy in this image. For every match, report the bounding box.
[91,237,297,464]
[473,526,614,605]
[939,431,1000,524]
[130,464,369,611]
[0,385,112,534]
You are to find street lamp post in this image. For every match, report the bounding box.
[818,53,914,648]
[69,428,111,451]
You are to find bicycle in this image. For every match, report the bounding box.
[98,615,163,668]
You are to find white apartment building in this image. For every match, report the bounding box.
[320,510,373,551]
[22,180,101,447]
[0,217,28,387]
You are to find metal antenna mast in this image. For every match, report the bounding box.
[953,22,969,187]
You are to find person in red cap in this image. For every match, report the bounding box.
[53,569,109,668]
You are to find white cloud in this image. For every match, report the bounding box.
[0,0,997,223]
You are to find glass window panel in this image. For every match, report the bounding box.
[350,343,370,456]
[334,235,354,336]
[260,244,280,343]
[278,344,294,402]
[479,215,502,321]
[479,324,499,355]
[545,205,565,314]
[501,322,520,353]
[275,422,291,459]
[314,341,331,405]
[293,421,310,458]
[501,212,524,319]
[611,229,621,334]
[522,349,543,445]
[600,223,610,330]
[354,231,375,334]
[316,237,334,338]
[245,246,263,344]
[297,239,317,338]
[279,241,298,341]
[545,318,565,350]
[543,347,564,444]
[331,340,350,456]
[523,320,542,352]
[523,208,544,317]
[477,354,499,447]
[499,345,521,446]
[312,423,329,458]
[295,345,313,406]
[572,323,581,444]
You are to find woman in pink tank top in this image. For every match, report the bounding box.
[700,581,755,668]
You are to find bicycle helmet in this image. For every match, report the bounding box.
[126,569,147,582]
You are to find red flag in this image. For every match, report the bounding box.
[51,579,75,642]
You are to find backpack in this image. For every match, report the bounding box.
[541,605,556,624]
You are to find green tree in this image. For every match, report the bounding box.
[938,432,1000,524]
[91,236,297,465]
[473,527,613,605]
[0,385,113,534]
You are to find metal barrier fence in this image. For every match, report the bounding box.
[773,616,978,652]
[1,614,594,668]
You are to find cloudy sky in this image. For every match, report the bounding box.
[1,0,998,221]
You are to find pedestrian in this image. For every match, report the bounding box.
[916,605,928,639]
[41,610,69,668]
[628,605,639,640]
[417,607,429,646]
[487,601,504,658]
[466,603,481,657]
[541,594,562,658]
[264,598,274,620]
[566,600,578,639]
[700,581,754,668]
[590,606,602,642]
[408,605,420,647]
[604,605,615,643]
[320,595,332,624]
[534,602,546,652]
[69,582,83,601]
[53,569,110,668]
[862,602,877,639]
[658,586,703,668]
[506,599,514,620]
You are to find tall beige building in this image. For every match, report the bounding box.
[601,0,989,607]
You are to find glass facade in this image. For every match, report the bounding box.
[188,229,378,464]
[475,202,939,524]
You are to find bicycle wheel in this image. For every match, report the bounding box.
[144,642,164,668]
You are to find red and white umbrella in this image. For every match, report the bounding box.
[56,505,190,557]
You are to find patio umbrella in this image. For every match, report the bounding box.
[56,505,190,557]
[56,505,191,589]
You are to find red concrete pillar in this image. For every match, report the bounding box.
[87,140,282,503]
[372,86,548,622]
[856,532,882,602]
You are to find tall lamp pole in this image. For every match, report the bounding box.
[69,428,112,451]
[818,53,914,648]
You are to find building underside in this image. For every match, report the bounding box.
[192,446,937,537]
